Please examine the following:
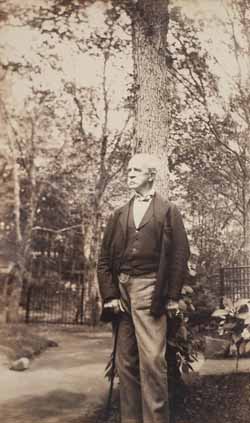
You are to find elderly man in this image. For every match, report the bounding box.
[98,153,190,423]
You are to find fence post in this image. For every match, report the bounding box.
[219,266,224,308]
[25,286,32,323]
[80,274,84,324]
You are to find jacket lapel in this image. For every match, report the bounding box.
[118,198,132,236]
[152,194,171,242]
[153,193,169,223]
[117,193,169,234]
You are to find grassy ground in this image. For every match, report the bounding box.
[0,323,56,361]
[104,373,250,423]
[0,322,111,362]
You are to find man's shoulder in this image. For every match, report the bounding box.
[114,198,131,214]
[112,194,179,215]
[154,192,174,210]
[154,193,182,221]
[107,199,131,221]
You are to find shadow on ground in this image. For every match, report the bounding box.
[0,389,105,423]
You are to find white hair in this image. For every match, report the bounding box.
[129,153,160,174]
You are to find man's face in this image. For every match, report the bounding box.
[127,157,152,193]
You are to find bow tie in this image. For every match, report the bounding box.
[134,193,154,202]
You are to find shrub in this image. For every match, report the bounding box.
[212,297,250,370]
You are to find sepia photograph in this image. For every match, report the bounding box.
[0,1,250,422]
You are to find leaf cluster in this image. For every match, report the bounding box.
[168,284,200,375]
[212,297,250,364]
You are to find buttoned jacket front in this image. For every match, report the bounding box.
[97,193,190,319]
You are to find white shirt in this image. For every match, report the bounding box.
[133,189,155,228]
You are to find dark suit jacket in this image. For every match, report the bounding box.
[97,193,190,319]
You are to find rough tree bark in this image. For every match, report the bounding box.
[243,171,250,261]
[0,152,20,322]
[1,110,41,322]
[82,196,102,324]
[130,0,172,197]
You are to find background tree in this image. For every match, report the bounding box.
[123,0,172,196]
[165,2,250,267]
[1,0,250,324]
[0,0,132,323]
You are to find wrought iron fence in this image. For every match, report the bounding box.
[21,241,250,325]
[23,270,85,324]
[221,265,250,302]
[208,265,250,306]
[20,227,86,324]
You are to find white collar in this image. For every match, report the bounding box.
[133,188,155,201]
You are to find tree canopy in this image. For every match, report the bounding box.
[1,0,250,321]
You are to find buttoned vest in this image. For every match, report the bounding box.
[119,200,161,275]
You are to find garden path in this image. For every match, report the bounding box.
[0,328,113,423]
[1,328,250,423]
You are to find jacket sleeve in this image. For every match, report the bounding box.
[167,204,190,300]
[97,213,120,303]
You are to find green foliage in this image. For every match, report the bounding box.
[167,2,250,267]
[212,297,250,369]
[191,271,219,313]
[0,154,16,256]
[168,284,199,375]
[0,0,132,269]
[1,1,250,325]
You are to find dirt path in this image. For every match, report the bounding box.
[0,329,113,423]
[2,327,250,423]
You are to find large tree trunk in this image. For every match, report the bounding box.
[0,153,21,322]
[82,208,102,324]
[129,5,172,420]
[131,0,172,197]
[0,144,38,322]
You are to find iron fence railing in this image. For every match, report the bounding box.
[23,271,85,324]
[21,261,250,324]
[208,265,250,306]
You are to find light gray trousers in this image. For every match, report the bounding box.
[116,273,169,423]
